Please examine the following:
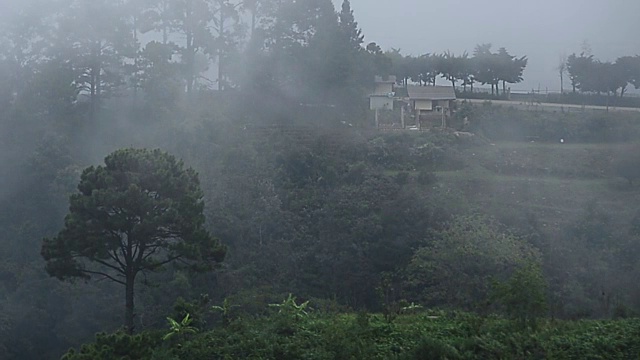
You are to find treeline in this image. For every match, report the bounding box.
[566,53,640,97]
[0,0,532,122]
[0,0,390,124]
[386,45,527,96]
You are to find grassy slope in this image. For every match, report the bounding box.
[433,141,640,236]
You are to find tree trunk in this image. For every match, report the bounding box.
[185,1,195,96]
[186,33,194,95]
[125,272,135,334]
[250,9,256,40]
[218,4,225,91]
[90,41,101,120]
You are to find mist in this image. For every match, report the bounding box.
[1,0,640,358]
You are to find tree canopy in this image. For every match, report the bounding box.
[567,53,640,97]
[42,148,226,333]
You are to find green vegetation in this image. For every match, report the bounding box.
[61,303,640,360]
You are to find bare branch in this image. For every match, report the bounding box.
[140,255,182,272]
[108,250,127,270]
[80,269,126,286]
[90,257,126,275]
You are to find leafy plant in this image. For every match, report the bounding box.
[269,294,310,320]
[211,298,239,325]
[163,313,198,342]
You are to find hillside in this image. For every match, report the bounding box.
[437,141,637,234]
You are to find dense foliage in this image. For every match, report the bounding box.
[61,305,640,360]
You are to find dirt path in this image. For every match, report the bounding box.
[463,98,640,113]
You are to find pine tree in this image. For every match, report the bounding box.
[42,148,226,334]
[338,0,364,51]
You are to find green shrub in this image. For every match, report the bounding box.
[490,263,548,329]
[61,331,161,360]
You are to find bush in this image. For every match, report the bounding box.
[490,263,548,329]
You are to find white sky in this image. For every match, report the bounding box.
[335,0,640,91]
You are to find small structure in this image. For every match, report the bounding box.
[369,76,397,128]
[407,85,456,128]
[373,75,396,95]
[370,75,397,110]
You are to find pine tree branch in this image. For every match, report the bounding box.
[80,269,126,286]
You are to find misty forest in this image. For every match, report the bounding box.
[2,0,640,359]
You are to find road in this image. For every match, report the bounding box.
[463,98,640,113]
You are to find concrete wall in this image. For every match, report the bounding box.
[370,96,394,110]
[414,99,433,110]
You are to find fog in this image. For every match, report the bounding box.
[336,0,640,91]
[2,0,640,358]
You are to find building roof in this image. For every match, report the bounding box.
[406,85,456,100]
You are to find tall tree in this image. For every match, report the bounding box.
[615,56,640,95]
[557,54,567,94]
[210,0,243,90]
[42,148,226,334]
[566,52,594,93]
[53,0,137,118]
[134,41,183,111]
[338,0,364,51]
[452,53,476,92]
[139,0,176,45]
[242,0,259,38]
[438,51,469,89]
[386,48,412,87]
[168,0,215,95]
[496,47,527,95]
[366,42,392,78]
[0,0,61,101]
[412,54,438,86]
[473,44,499,95]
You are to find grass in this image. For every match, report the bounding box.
[426,140,640,235]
